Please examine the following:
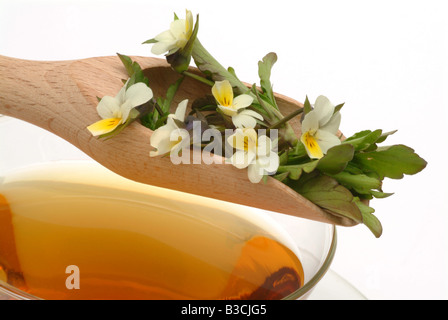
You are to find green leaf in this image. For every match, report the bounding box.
[251,84,277,122]
[278,151,287,166]
[117,53,134,76]
[354,198,383,238]
[117,53,150,89]
[316,144,354,175]
[142,38,158,45]
[330,171,382,196]
[227,66,238,79]
[159,76,184,114]
[292,174,363,223]
[370,190,394,199]
[344,162,365,175]
[258,52,278,108]
[376,130,398,144]
[117,53,139,77]
[289,138,308,159]
[334,102,345,113]
[273,172,290,182]
[303,95,312,115]
[191,94,216,110]
[343,129,383,151]
[140,76,184,131]
[277,161,319,180]
[343,129,399,154]
[353,144,428,179]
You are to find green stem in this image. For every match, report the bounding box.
[192,39,249,94]
[154,102,164,117]
[251,85,277,122]
[183,71,214,87]
[268,108,303,130]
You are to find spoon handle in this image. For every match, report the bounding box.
[1,56,62,127]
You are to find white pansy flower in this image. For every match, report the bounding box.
[150,99,190,157]
[212,80,262,129]
[227,128,279,183]
[300,95,341,159]
[151,10,194,55]
[87,82,153,136]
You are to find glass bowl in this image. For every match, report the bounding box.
[0,117,336,300]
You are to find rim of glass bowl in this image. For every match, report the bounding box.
[0,281,41,300]
[283,225,337,300]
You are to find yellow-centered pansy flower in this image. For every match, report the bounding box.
[150,99,190,157]
[227,128,279,183]
[151,10,194,55]
[87,82,153,136]
[212,80,263,129]
[300,95,341,159]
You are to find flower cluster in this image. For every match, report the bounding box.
[86,10,427,238]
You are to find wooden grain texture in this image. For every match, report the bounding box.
[0,55,357,226]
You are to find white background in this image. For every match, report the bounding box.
[1,0,447,299]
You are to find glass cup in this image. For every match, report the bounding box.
[0,117,336,300]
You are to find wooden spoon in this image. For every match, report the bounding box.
[0,55,357,227]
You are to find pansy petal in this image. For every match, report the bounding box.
[314,95,335,127]
[301,109,319,133]
[166,116,181,129]
[227,128,257,152]
[245,128,258,151]
[264,152,280,173]
[97,96,120,119]
[301,131,324,159]
[154,29,176,42]
[233,94,254,110]
[229,150,256,169]
[257,135,272,157]
[212,80,233,107]
[151,39,178,55]
[174,99,188,122]
[248,163,264,183]
[232,114,257,129]
[115,81,128,105]
[124,83,153,108]
[150,127,174,156]
[185,10,194,34]
[239,109,263,120]
[218,105,237,117]
[316,129,342,154]
[170,19,187,38]
[170,129,191,155]
[119,100,134,124]
[87,118,121,136]
[227,131,241,149]
[320,111,341,135]
[150,145,172,157]
[228,150,248,169]
[150,126,172,146]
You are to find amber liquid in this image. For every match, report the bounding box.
[0,162,304,300]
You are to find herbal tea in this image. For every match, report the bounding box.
[0,162,304,300]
